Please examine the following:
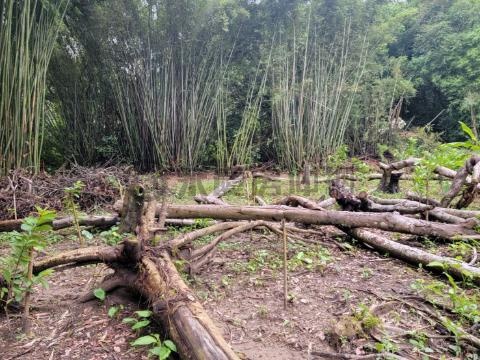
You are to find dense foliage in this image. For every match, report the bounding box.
[1,0,480,174]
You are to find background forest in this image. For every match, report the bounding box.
[2,0,480,174]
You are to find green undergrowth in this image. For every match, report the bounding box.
[226,242,332,274]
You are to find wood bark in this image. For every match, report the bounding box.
[210,176,243,198]
[119,184,146,233]
[439,156,480,208]
[378,158,419,193]
[317,197,337,209]
[134,250,239,359]
[405,192,441,207]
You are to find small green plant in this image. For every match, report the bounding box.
[411,277,480,325]
[0,208,56,334]
[99,226,124,245]
[408,331,434,355]
[374,337,399,354]
[108,305,123,318]
[351,157,371,189]
[123,310,153,331]
[327,144,348,174]
[353,303,381,331]
[93,288,106,301]
[131,334,177,359]
[361,267,374,280]
[123,309,177,359]
[257,305,269,318]
[64,180,85,245]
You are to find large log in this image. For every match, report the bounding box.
[134,251,239,360]
[14,243,240,360]
[150,204,477,240]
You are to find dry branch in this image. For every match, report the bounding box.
[194,195,229,205]
[276,195,324,211]
[0,215,119,232]
[345,228,480,285]
[331,181,433,214]
[209,176,243,198]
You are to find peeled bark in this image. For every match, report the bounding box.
[345,228,480,285]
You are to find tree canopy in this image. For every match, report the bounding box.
[1,0,480,173]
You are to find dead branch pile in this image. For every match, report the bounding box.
[0,165,133,219]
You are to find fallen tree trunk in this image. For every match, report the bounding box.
[16,242,240,360]
[152,204,478,240]
[345,228,480,285]
[134,250,239,359]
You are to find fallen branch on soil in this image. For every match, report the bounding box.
[344,228,480,285]
[0,215,119,232]
[188,221,266,274]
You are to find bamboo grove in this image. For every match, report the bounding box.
[1,0,480,174]
[0,0,68,175]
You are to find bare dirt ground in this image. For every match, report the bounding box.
[1,170,479,359]
[1,228,476,359]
